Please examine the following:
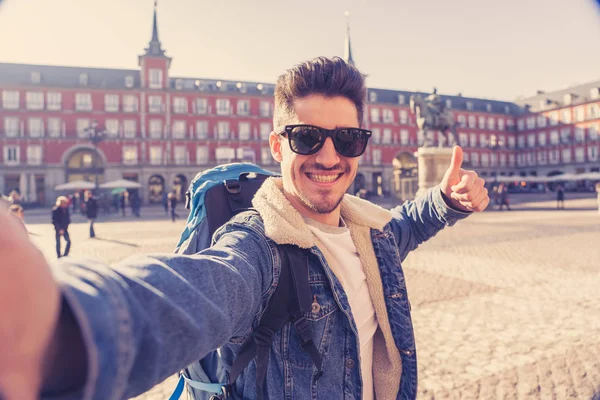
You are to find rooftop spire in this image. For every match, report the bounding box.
[343,11,355,66]
[144,0,166,57]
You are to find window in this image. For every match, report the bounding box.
[517,119,525,131]
[28,118,43,137]
[239,122,251,141]
[589,104,599,120]
[370,109,380,123]
[149,146,162,165]
[508,154,516,166]
[471,152,479,165]
[2,91,19,109]
[148,96,163,113]
[560,128,571,144]
[469,133,477,148]
[400,130,409,145]
[537,151,547,164]
[122,146,138,165]
[468,116,476,128]
[260,123,271,141]
[79,73,89,86]
[123,95,138,112]
[26,92,44,110]
[563,94,574,106]
[486,104,492,112]
[195,98,208,114]
[75,93,92,111]
[561,109,571,124]
[372,149,381,166]
[590,125,599,141]
[480,134,488,148]
[125,75,135,88]
[459,133,468,147]
[259,101,272,117]
[47,92,62,110]
[48,118,61,138]
[173,97,188,114]
[588,146,598,162]
[31,72,41,84]
[575,128,585,143]
[549,112,559,126]
[4,117,19,137]
[487,117,495,130]
[538,132,547,146]
[216,99,231,115]
[77,119,91,138]
[174,146,186,165]
[574,107,585,122]
[550,130,559,145]
[149,69,163,89]
[575,147,585,162]
[105,94,119,112]
[499,153,506,166]
[508,136,516,149]
[591,88,600,100]
[526,117,535,130]
[369,92,377,102]
[478,117,486,129]
[481,153,489,167]
[497,118,505,131]
[217,121,230,140]
[149,119,162,139]
[4,145,19,165]
[216,147,235,163]
[398,94,405,105]
[382,109,393,123]
[237,100,250,116]
[382,128,392,144]
[537,115,546,128]
[550,149,559,164]
[123,120,136,139]
[172,121,186,139]
[457,115,466,128]
[196,121,208,139]
[27,145,42,165]
[372,128,381,144]
[105,119,119,137]
[517,136,526,149]
[527,134,536,148]
[196,146,209,164]
[261,147,272,165]
[562,148,571,163]
[399,110,408,124]
[446,99,452,109]
[466,101,473,111]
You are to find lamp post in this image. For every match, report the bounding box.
[84,120,106,192]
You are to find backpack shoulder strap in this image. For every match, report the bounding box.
[228,244,323,400]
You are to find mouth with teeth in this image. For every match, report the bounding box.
[305,172,343,185]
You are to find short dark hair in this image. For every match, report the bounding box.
[273,56,366,129]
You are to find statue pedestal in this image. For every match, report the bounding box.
[415,147,452,198]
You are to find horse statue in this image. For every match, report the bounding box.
[409,89,457,148]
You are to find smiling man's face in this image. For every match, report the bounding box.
[270,94,360,226]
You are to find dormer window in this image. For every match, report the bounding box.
[486,103,492,112]
[125,75,134,88]
[79,73,89,86]
[398,94,405,105]
[369,91,377,102]
[31,72,41,84]
[175,79,183,90]
[466,101,473,111]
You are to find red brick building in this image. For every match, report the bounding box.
[0,6,597,205]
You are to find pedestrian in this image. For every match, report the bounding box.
[51,196,71,258]
[556,184,565,210]
[72,192,80,214]
[120,191,129,217]
[497,183,511,211]
[162,191,169,215]
[84,190,98,238]
[0,57,490,400]
[168,192,179,222]
[130,192,141,217]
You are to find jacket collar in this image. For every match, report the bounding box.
[252,177,393,247]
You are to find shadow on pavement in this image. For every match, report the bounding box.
[93,237,139,247]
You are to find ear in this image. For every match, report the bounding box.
[269,131,283,163]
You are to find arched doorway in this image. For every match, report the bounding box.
[392,152,418,201]
[65,148,104,184]
[173,174,188,202]
[148,175,165,204]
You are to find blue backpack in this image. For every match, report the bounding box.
[170,163,322,400]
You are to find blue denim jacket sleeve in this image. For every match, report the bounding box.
[389,185,471,261]
[44,220,274,400]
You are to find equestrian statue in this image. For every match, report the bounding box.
[410,88,457,148]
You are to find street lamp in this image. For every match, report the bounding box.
[84,120,106,192]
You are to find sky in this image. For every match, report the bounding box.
[0,0,599,101]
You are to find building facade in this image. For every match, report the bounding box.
[0,6,598,205]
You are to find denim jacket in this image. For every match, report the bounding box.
[48,178,470,400]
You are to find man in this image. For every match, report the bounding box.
[84,191,98,238]
[51,196,71,258]
[168,191,179,222]
[0,57,489,400]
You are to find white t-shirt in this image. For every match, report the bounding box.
[306,217,378,400]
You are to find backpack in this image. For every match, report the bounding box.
[170,163,323,400]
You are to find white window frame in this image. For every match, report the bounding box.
[48,118,62,138]
[122,146,138,165]
[173,97,188,114]
[26,92,44,110]
[238,122,251,141]
[382,109,394,123]
[123,95,138,113]
[172,120,186,139]
[149,69,163,89]
[195,98,208,115]
[174,146,186,165]
[259,101,271,118]
[47,92,62,111]
[260,123,271,141]
[2,91,19,109]
[196,146,209,165]
[149,119,163,139]
[28,118,44,138]
[148,96,163,113]
[216,99,231,116]
[149,146,163,165]
[4,145,20,165]
[75,93,92,112]
[217,121,230,140]
[237,100,250,116]
[104,94,119,112]
[105,119,119,138]
[123,120,136,139]
[4,117,19,137]
[196,121,209,139]
[77,119,91,138]
[27,145,42,166]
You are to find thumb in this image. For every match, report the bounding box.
[447,145,464,176]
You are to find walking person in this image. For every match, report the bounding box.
[130,192,141,218]
[0,57,491,400]
[84,191,98,238]
[556,184,565,210]
[168,192,179,222]
[497,183,511,211]
[51,196,71,258]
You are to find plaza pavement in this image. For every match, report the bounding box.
[22,194,600,399]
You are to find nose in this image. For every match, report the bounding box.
[315,137,340,168]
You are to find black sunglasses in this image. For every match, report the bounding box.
[278,124,371,158]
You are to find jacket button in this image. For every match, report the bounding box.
[311,295,321,314]
[346,359,355,369]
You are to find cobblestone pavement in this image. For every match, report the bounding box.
[25,196,600,399]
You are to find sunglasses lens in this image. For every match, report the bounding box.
[335,128,369,157]
[289,126,323,155]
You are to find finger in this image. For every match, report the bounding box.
[447,146,464,176]
[459,187,489,210]
[452,174,481,194]
[450,183,482,202]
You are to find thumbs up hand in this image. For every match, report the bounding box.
[440,146,490,212]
